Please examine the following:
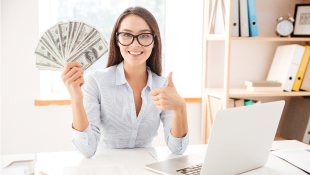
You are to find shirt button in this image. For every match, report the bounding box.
[134,128,136,130]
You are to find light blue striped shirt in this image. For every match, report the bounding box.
[71,61,189,158]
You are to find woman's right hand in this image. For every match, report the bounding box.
[61,62,85,101]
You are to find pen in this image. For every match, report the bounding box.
[39,170,50,175]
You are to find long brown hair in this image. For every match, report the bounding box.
[106,6,162,76]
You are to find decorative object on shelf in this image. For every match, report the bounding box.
[275,13,295,37]
[291,4,310,37]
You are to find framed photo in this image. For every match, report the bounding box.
[291,4,310,37]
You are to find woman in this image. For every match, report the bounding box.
[61,6,189,158]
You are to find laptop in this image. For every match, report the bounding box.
[145,100,285,175]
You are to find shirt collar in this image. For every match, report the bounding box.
[115,61,153,90]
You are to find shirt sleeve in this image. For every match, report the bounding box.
[160,109,189,155]
[71,72,101,158]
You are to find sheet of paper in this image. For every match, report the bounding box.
[271,148,310,173]
[63,164,131,175]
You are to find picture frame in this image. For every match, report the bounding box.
[291,4,310,37]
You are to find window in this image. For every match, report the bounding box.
[39,0,166,99]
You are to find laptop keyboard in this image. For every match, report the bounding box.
[176,164,202,174]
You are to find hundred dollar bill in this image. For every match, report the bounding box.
[35,41,64,68]
[36,55,63,71]
[65,21,74,58]
[41,33,65,65]
[69,30,101,60]
[68,22,81,55]
[69,37,108,70]
[46,22,64,61]
[69,23,95,55]
[58,22,68,60]
[39,38,64,63]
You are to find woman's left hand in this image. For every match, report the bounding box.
[150,71,186,112]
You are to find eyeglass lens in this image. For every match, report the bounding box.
[118,33,153,46]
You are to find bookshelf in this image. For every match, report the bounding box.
[201,0,310,144]
[207,36,310,41]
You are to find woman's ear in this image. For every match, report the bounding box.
[116,39,119,46]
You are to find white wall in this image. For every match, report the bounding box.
[0,0,2,155]
[165,0,204,97]
[1,0,203,155]
[1,0,74,155]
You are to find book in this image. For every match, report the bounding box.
[247,86,284,92]
[245,80,282,87]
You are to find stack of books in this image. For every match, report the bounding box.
[245,80,283,92]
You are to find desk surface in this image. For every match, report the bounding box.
[2,140,310,175]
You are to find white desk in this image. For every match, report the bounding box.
[2,140,309,175]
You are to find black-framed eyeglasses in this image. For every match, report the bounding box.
[116,32,156,47]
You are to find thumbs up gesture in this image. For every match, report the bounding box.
[150,71,186,111]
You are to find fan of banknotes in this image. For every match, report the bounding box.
[34,21,109,71]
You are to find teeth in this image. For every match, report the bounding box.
[129,51,142,55]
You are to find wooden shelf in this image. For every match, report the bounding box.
[232,37,310,41]
[205,87,310,98]
[206,35,310,41]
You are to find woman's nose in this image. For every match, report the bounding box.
[130,37,141,47]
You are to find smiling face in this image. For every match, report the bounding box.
[117,14,154,67]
